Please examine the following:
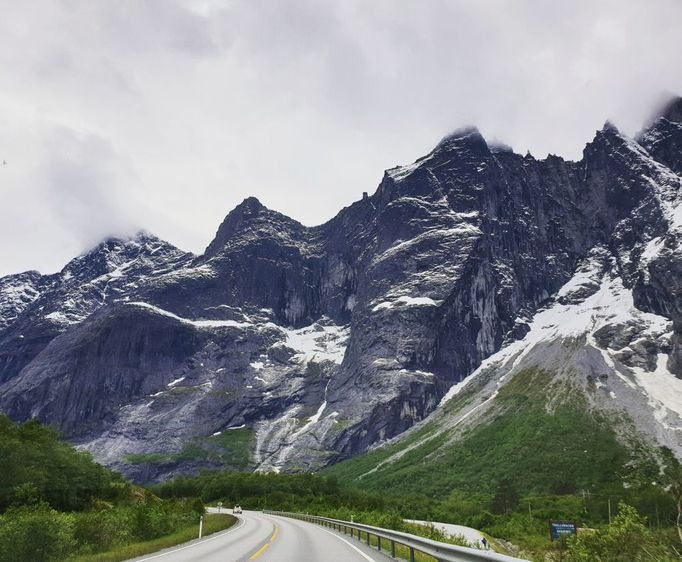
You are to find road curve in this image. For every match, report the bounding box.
[405,518,486,547]
[125,510,394,562]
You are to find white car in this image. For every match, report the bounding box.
[233,505,242,514]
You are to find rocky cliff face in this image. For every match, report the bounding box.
[1,98,682,481]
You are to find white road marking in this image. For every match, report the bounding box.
[135,516,246,561]
[312,524,378,562]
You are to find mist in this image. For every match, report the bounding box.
[1,0,681,275]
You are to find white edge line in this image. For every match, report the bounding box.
[134,515,246,561]
[313,524,378,562]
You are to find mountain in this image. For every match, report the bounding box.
[1,98,681,486]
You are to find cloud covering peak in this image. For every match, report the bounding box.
[1,0,681,275]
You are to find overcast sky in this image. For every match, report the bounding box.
[1,0,681,276]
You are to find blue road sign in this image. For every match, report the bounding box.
[550,520,577,541]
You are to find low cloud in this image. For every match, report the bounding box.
[40,128,141,250]
[1,0,681,275]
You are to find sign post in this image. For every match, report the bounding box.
[549,520,577,541]
[217,501,223,514]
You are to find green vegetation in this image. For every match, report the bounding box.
[124,453,169,465]
[325,369,663,496]
[152,471,385,513]
[0,416,126,512]
[0,415,235,562]
[320,368,682,558]
[124,427,255,470]
[153,470,478,561]
[562,503,679,561]
[3,363,682,561]
[154,467,682,560]
[66,513,235,562]
[0,498,215,562]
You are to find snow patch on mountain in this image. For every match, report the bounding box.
[440,247,681,436]
[374,225,481,266]
[372,296,441,312]
[44,311,77,325]
[277,321,350,364]
[0,273,46,328]
[631,354,682,432]
[127,302,252,329]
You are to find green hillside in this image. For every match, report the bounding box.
[322,368,682,558]
[324,368,671,497]
[0,415,233,562]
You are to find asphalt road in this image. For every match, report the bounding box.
[405,518,486,547]
[126,510,394,562]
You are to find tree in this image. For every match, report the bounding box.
[0,505,76,562]
[491,480,519,515]
[565,502,678,562]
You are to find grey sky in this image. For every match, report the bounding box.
[1,0,681,276]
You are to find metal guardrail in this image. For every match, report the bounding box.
[264,510,529,562]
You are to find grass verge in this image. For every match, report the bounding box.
[66,513,237,562]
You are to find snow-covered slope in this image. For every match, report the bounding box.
[436,247,682,450]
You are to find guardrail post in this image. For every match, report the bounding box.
[409,546,415,562]
[391,540,395,558]
[366,531,370,545]
[377,536,381,552]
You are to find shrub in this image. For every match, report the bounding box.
[0,504,76,562]
[565,502,679,562]
[73,509,131,553]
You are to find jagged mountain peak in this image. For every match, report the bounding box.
[232,195,267,214]
[593,120,626,140]
[205,196,307,256]
[432,126,490,159]
[384,126,491,188]
[637,95,682,136]
[435,125,485,147]
[636,95,682,176]
[61,230,186,279]
[2,98,682,484]
[654,95,682,125]
[78,229,171,257]
[0,229,192,333]
[582,120,646,162]
[488,140,514,154]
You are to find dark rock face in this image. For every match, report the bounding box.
[638,97,682,175]
[0,232,191,386]
[630,97,682,375]
[1,98,682,480]
[1,305,210,436]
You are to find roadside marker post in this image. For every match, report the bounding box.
[199,515,204,539]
